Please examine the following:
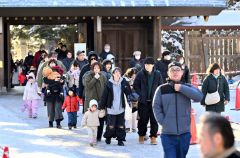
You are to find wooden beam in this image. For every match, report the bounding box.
[184,31,190,69]
[0,7,225,17]
[0,17,5,92]
[77,23,87,43]
[153,16,161,59]
[94,16,102,53]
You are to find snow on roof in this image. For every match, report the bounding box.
[0,0,226,7]
[168,10,240,26]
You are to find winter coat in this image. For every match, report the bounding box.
[153,81,203,135]
[99,51,113,60]
[82,71,106,112]
[133,68,163,105]
[32,50,47,69]
[81,109,105,127]
[37,60,66,88]
[57,50,67,61]
[78,64,90,98]
[181,65,190,83]
[23,82,41,101]
[99,77,131,110]
[62,96,80,112]
[74,58,88,70]
[62,58,74,71]
[67,68,80,88]
[201,74,230,112]
[43,78,64,103]
[129,57,144,70]
[155,59,171,83]
[78,52,99,98]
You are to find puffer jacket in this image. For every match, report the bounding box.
[23,82,41,100]
[153,81,203,135]
[62,96,80,112]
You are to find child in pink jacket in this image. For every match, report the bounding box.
[23,72,41,118]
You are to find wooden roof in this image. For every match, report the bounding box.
[0,0,226,16]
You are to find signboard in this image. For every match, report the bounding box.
[74,43,86,58]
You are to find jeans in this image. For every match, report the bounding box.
[67,112,77,126]
[161,132,191,158]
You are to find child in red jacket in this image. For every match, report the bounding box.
[62,87,80,129]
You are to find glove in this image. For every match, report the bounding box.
[94,73,100,79]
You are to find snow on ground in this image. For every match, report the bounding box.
[0,89,240,158]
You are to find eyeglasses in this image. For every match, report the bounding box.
[90,58,96,61]
[169,68,182,73]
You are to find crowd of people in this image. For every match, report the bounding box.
[13,41,240,158]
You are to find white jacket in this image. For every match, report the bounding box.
[23,81,41,101]
[81,109,105,127]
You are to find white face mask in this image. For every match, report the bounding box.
[179,59,184,64]
[164,55,171,60]
[105,49,110,53]
[135,55,141,60]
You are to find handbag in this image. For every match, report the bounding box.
[205,79,220,105]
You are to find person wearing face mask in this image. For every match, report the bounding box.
[201,63,230,114]
[130,51,144,71]
[23,50,34,75]
[155,50,172,83]
[99,44,113,60]
[176,55,190,83]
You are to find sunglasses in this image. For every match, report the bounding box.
[90,58,96,61]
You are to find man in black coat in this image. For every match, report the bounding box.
[199,113,240,158]
[133,57,163,145]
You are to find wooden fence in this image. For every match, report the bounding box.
[185,33,240,76]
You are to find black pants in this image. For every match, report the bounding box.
[137,103,158,137]
[97,117,105,140]
[104,112,126,141]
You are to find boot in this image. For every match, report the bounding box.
[150,137,158,145]
[56,120,62,129]
[118,140,124,146]
[139,136,144,144]
[105,138,111,144]
[49,121,53,128]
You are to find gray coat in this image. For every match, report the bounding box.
[82,71,106,113]
[153,82,203,135]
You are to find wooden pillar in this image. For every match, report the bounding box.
[94,16,102,53]
[0,17,6,92]
[184,31,190,69]
[153,16,162,59]
[77,23,87,43]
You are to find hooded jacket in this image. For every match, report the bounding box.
[23,73,41,101]
[99,77,131,110]
[78,52,99,98]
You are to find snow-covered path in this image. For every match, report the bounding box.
[0,91,239,158]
